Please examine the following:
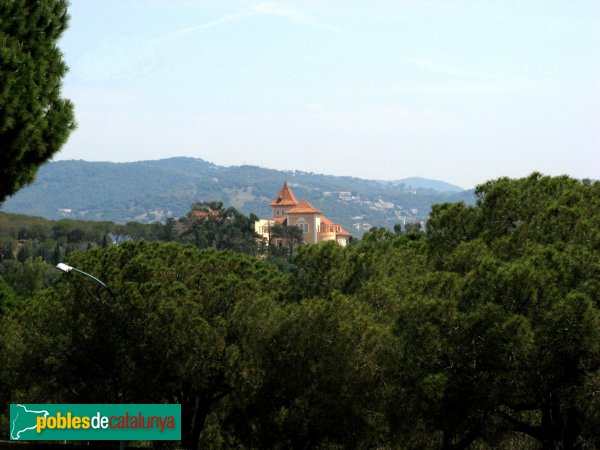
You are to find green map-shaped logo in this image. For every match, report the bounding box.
[10,404,49,440]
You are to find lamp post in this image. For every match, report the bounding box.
[56,263,116,300]
[55,262,124,450]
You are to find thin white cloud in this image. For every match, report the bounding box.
[250,2,342,31]
[152,10,251,44]
[251,2,308,21]
[154,2,340,44]
[78,3,333,82]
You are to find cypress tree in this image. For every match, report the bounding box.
[0,0,76,203]
[5,242,14,259]
[52,241,60,265]
[17,245,29,262]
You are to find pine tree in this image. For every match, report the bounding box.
[0,0,76,203]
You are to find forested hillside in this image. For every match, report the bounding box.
[1,173,599,449]
[1,157,473,235]
[0,201,267,300]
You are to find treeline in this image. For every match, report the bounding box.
[0,211,164,262]
[0,201,262,259]
[1,174,599,449]
[0,202,264,299]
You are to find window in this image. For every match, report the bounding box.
[296,219,309,233]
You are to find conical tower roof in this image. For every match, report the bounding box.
[270,182,300,207]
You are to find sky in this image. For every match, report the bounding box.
[55,0,600,189]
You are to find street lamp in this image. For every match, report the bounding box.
[56,263,109,288]
[56,263,116,300]
[55,262,124,450]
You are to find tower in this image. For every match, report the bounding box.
[269,182,299,219]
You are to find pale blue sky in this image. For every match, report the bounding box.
[56,1,600,188]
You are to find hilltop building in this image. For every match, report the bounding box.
[255,182,352,247]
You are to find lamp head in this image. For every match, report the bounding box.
[56,263,74,273]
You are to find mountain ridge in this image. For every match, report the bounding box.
[389,177,465,192]
[2,157,475,235]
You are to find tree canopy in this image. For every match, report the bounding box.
[0,173,599,449]
[7,242,285,449]
[0,0,75,203]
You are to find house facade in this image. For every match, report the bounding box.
[255,182,352,247]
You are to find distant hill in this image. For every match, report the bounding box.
[1,157,475,235]
[390,177,465,193]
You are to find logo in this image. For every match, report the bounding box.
[10,404,181,441]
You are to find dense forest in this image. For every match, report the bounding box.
[1,173,599,449]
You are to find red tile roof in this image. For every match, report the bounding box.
[321,215,353,237]
[269,182,299,207]
[267,183,352,239]
[190,209,220,220]
[320,216,334,225]
[287,199,323,214]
